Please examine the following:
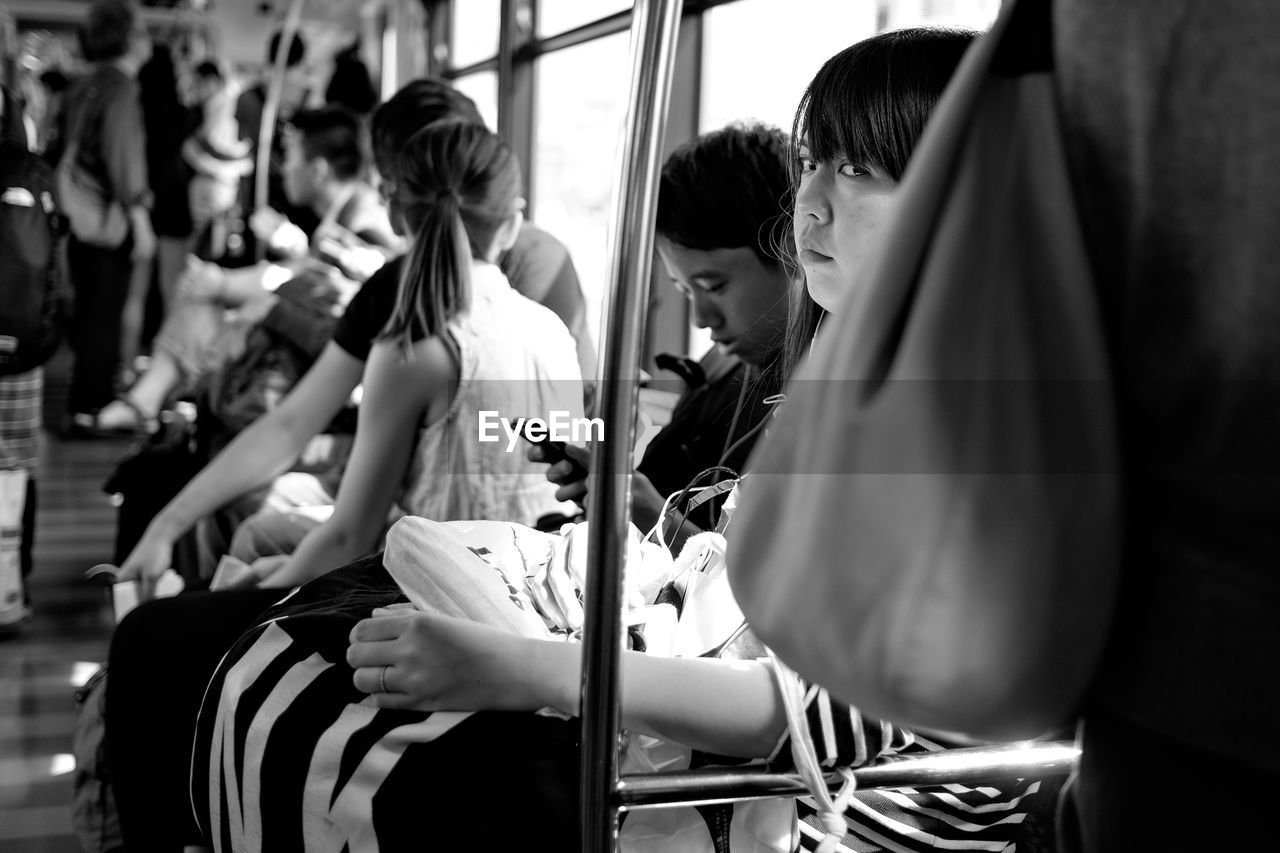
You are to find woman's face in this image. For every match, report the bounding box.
[792,141,898,314]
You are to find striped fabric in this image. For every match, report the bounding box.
[193,555,1056,852]
[191,555,583,853]
[776,687,1052,852]
[0,367,42,471]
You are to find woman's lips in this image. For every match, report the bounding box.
[800,248,833,263]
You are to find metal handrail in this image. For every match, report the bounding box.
[617,741,1079,810]
[577,0,684,850]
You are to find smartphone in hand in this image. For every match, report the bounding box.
[523,423,589,482]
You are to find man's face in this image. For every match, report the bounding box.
[657,238,791,367]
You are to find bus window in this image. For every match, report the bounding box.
[454,70,499,130]
[532,31,629,349]
[539,0,633,37]
[700,0,878,134]
[451,0,500,69]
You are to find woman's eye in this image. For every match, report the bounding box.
[797,156,816,174]
[838,162,869,178]
[704,280,728,295]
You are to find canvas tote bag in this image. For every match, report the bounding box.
[726,0,1121,741]
[55,85,129,249]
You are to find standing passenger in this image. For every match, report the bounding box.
[1054,2,1280,850]
[59,0,156,433]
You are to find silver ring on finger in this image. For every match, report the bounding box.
[378,664,390,694]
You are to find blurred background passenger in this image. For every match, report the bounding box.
[184,59,253,261]
[58,0,156,435]
[324,41,378,119]
[126,41,197,384]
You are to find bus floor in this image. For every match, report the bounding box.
[1,346,131,852]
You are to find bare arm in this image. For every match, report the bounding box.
[263,337,451,588]
[120,343,365,597]
[348,612,787,759]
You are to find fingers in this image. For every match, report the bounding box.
[555,480,588,503]
[351,663,397,695]
[350,613,413,643]
[563,443,591,467]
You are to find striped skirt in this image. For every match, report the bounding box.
[191,555,582,853]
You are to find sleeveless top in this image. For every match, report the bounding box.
[396,261,584,526]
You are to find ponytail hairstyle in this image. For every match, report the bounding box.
[380,121,522,351]
[781,27,975,379]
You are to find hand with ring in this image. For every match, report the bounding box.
[346,609,573,713]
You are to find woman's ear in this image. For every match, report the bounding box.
[493,208,524,256]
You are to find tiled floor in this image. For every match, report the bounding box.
[1,350,136,852]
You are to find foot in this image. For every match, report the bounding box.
[67,395,157,439]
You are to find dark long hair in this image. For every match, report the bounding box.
[781,27,975,379]
[379,121,521,350]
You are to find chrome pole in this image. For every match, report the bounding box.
[578,0,684,849]
[253,0,307,257]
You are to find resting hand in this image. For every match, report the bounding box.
[218,554,293,590]
[347,611,569,713]
[116,530,174,601]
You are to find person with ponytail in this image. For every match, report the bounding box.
[223,120,582,592]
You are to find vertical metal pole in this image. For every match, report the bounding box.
[578,0,683,850]
[253,0,307,255]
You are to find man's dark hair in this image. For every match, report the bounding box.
[85,0,140,62]
[290,106,368,181]
[325,43,378,116]
[656,122,792,267]
[267,30,307,68]
[370,78,484,179]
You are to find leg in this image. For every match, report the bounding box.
[20,475,34,603]
[156,235,192,315]
[95,350,182,431]
[104,588,289,852]
[228,504,333,564]
[119,258,153,382]
[187,473,337,581]
[66,238,133,417]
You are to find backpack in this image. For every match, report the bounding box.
[0,86,68,375]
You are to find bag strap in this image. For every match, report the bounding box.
[768,652,858,853]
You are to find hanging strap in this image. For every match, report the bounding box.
[768,651,859,853]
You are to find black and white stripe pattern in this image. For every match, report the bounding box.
[777,688,1051,852]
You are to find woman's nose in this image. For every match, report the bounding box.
[793,170,830,224]
[689,291,721,330]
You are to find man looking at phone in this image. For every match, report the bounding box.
[532,124,792,538]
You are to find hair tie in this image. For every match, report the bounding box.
[434,189,461,206]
